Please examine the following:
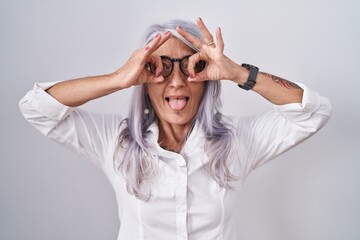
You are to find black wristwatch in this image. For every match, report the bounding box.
[238,63,259,90]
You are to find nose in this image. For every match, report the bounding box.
[167,63,187,89]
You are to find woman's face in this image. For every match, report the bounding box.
[147,37,205,127]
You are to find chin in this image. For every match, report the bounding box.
[164,112,195,126]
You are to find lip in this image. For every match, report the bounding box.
[165,96,190,102]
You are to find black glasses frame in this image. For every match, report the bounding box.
[146,55,206,78]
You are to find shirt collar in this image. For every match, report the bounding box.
[147,120,204,156]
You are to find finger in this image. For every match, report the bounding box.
[154,31,172,50]
[146,55,164,83]
[188,70,207,82]
[144,33,161,52]
[216,27,224,52]
[147,73,164,84]
[145,55,163,77]
[152,55,163,77]
[144,31,171,55]
[196,17,214,44]
[141,32,171,69]
[187,53,202,78]
[176,26,203,49]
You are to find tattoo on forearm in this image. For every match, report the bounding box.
[261,72,301,89]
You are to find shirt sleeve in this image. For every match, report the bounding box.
[19,82,123,168]
[235,83,332,176]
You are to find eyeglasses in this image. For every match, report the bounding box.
[146,55,206,78]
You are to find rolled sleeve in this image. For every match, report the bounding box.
[28,82,74,121]
[274,83,332,131]
[19,81,123,168]
[19,82,74,136]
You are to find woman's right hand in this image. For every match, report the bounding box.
[45,32,171,107]
[111,31,171,89]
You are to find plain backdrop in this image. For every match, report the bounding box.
[1,0,359,239]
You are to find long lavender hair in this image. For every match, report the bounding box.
[114,19,238,201]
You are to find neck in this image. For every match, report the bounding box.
[158,121,193,153]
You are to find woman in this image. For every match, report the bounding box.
[19,18,331,240]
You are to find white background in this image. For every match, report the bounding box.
[1,0,359,239]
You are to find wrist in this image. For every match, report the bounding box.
[219,56,248,84]
[109,68,133,90]
[233,65,250,85]
[107,71,126,91]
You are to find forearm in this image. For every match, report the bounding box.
[46,73,122,107]
[234,65,303,105]
[253,71,303,105]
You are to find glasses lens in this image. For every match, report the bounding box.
[180,57,190,76]
[180,57,206,76]
[147,57,172,77]
[161,57,172,77]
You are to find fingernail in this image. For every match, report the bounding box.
[155,33,160,38]
[164,31,171,35]
[177,26,183,30]
[199,17,203,22]
[145,46,149,50]
[190,73,195,78]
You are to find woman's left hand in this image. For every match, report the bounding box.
[176,17,241,83]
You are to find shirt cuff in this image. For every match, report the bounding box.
[274,82,322,122]
[29,82,74,121]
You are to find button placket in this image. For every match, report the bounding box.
[175,155,188,240]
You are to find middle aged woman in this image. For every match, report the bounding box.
[19,18,332,239]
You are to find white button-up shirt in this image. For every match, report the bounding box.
[19,82,331,240]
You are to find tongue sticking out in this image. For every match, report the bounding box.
[168,98,187,111]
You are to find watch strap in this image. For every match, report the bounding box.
[238,63,259,90]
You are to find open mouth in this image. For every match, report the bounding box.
[165,97,189,111]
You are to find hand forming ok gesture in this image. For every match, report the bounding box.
[176,17,241,83]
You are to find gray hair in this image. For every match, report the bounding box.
[115,19,238,201]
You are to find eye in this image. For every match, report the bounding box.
[194,60,206,73]
[180,58,190,76]
[147,62,156,74]
[145,62,152,72]
[161,58,172,69]
[162,61,171,70]
[160,57,173,77]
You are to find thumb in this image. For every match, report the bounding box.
[147,73,164,84]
